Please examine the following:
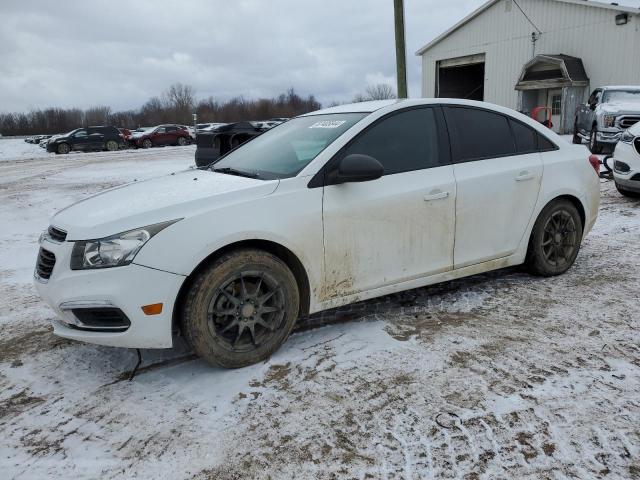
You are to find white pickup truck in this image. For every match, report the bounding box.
[573,86,640,153]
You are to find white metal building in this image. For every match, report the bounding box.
[416,0,640,133]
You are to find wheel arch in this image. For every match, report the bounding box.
[172,239,311,333]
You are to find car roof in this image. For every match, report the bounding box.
[302,99,402,116]
[601,86,640,90]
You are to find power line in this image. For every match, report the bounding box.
[512,0,542,33]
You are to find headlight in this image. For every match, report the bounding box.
[602,115,616,128]
[70,220,180,270]
[620,130,635,144]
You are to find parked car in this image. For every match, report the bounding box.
[46,126,125,154]
[128,124,191,148]
[195,121,269,167]
[573,86,640,153]
[35,99,599,368]
[608,121,640,198]
[196,123,227,133]
[178,125,196,140]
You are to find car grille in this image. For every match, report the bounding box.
[619,116,640,129]
[36,248,56,280]
[635,138,640,156]
[48,226,67,242]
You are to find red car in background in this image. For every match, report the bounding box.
[128,124,191,148]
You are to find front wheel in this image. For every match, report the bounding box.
[181,249,300,368]
[615,182,640,198]
[589,126,603,154]
[142,138,153,149]
[526,199,583,276]
[572,121,582,144]
[56,143,70,154]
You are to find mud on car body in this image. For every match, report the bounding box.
[35,99,600,368]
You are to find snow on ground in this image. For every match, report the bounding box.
[1,141,639,479]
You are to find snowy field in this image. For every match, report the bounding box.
[0,138,639,479]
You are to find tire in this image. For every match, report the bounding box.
[589,125,603,154]
[526,199,583,276]
[142,138,153,149]
[56,143,70,155]
[105,140,119,151]
[181,249,300,368]
[572,121,582,144]
[615,182,640,198]
[177,136,188,146]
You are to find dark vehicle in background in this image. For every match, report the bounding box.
[46,126,125,154]
[195,121,269,167]
[129,124,191,149]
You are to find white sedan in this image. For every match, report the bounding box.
[34,99,600,368]
[610,122,640,197]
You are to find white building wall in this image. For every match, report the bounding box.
[420,0,640,109]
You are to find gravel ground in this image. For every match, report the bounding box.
[0,140,639,479]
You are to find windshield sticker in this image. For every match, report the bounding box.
[309,120,346,129]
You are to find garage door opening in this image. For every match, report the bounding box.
[436,54,485,101]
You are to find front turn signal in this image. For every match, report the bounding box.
[141,303,163,315]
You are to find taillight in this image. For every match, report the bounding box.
[588,155,600,175]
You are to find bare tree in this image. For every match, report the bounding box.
[365,83,396,100]
[84,106,111,126]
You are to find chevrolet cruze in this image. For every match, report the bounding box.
[35,99,600,368]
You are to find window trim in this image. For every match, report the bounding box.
[443,105,558,164]
[308,105,451,188]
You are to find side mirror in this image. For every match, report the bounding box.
[332,154,384,185]
[589,102,597,111]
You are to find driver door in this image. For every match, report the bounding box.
[71,129,91,151]
[321,107,455,299]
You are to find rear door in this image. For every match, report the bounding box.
[443,106,543,268]
[321,107,456,297]
[87,127,106,150]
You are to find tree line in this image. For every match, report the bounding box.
[0,83,395,136]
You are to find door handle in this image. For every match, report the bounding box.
[423,191,450,201]
[515,171,535,182]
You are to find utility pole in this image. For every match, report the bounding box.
[394,0,408,98]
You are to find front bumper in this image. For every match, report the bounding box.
[596,130,622,144]
[34,238,185,349]
[612,140,640,191]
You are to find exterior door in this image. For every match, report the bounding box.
[444,106,543,268]
[547,89,562,133]
[321,107,456,298]
[71,129,91,151]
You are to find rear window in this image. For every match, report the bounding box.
[446,107,516,162]
[510,119,537,154]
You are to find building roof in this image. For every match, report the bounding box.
[542,54,589,82]
[416,0,640,56]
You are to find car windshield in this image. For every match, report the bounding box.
[210,113,367,179]
[603,90,640,103]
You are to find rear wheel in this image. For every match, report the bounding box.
[526,199,583,276]
[142,138,153,149]
[181,249,300,368]
[615,182,640,198]
[56,143,70,155]
[105,140,119,151]
[589,125,603,154]
[177,136,188,146]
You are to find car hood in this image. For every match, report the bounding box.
[598,101,640,115]
[628,121,640,136]
[51,170,279,240]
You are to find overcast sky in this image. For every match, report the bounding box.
[1,0,638,113]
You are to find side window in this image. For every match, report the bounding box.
[510,119,537,154]
[537,134,557,152]
[595,90,602,104]
[340,108,443,176]
[156,127,166,134]
[166,126,177,132]
[446,107,516,162]
[74,129,88,137]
